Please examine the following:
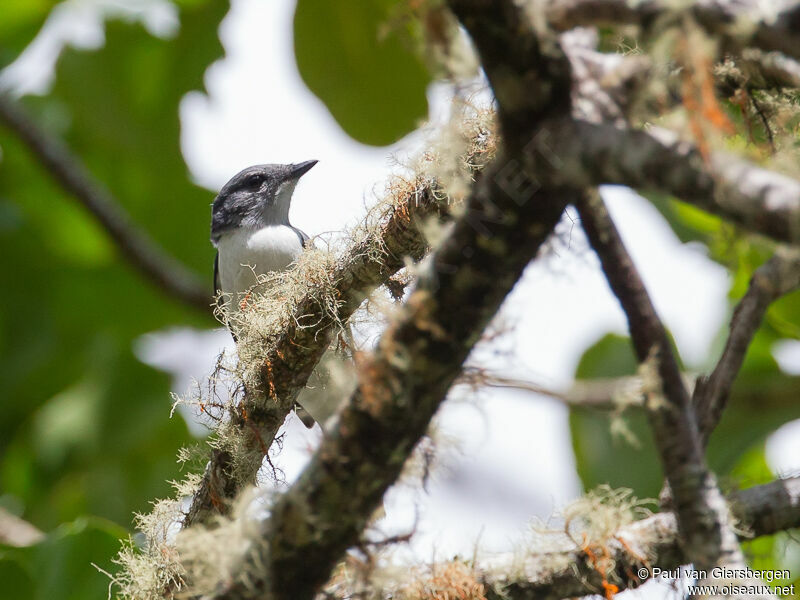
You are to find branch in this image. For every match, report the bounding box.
[545,39,800,242]
[182,171,450,527]
[176,473,800,600]
[575,193,748,573]
[195,2,578,597]
[696,246,800,445]
[544,0,800,63]
[719,50,800,91]
[484,476,800,600]
[180,107,501,527]
[259,178,568,598]
[458,368,653,409]
[0,94,210,312]
[540,119,800,243]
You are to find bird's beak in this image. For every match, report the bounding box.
[290,160,318,179]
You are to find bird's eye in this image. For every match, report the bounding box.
[245,174,263,188]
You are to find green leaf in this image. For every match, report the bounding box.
[0,0,227,531]
[294,0,430,145]
[570,334,665,496]
[0,0,57,69]
[570,327,800,497]
[0,517,125,600]
[0,557,34,600]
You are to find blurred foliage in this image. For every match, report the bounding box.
[0,517,125,600]
[570,201,800,589]
[570,205,800,499]
[0,3,227,596]
[294,0,430,146]
[0,0,433,595]
[0,0,227,531]
[1,0,798,596]
[0,0,58,69]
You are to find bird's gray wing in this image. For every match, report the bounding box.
[213,251,228,318]
[287,226,317,427]
[290,226,311,249]
[215,251,238,341]
[213,251,221,296]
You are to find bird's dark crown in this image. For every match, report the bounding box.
[211,161,317,244]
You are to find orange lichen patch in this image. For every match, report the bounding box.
[677,35,735,163]
[407,290,448,341]
[352,351,393,418]
[615,534,648,567]
[245,418,269,456]
[402,561,486,600]
[561,486,654,599]
[262,360,277,401]
[582,535,619,600]
[239,291,253,312]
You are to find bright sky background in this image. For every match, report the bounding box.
[6,0,800,593]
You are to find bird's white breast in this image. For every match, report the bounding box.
[216,226,304,298]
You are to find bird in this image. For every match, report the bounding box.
[211,161,317,305]
[211,160,350,428]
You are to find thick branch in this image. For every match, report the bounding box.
[184,0,573,532]
[0,94,210,312]
[242,2,577,597]
[544,0,800,63]
[696,247,800,445]
[576,193,747,573]
[260,182,569,600]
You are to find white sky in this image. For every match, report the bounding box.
[5,0,800,591]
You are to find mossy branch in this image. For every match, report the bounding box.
[242,1,579,597]
[484,476,800,600]
[183,179,442,527]
[576,193,749,574]
[183,114,496,527]
[545,0,800,63]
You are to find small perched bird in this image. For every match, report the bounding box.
[211,161,317,304]
[211,160,348,428]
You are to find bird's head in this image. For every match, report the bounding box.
[211,160,317,244]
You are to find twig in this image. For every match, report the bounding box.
[458,368,649,409]
[0,94,210,312]
[696,247,800,445]
[749,93,776,153]
[575,192,748,573]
